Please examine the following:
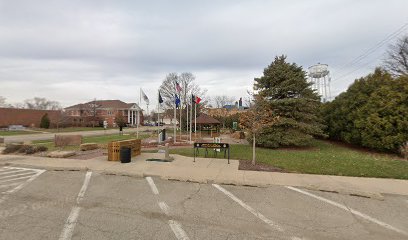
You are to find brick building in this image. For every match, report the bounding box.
[0,108,62,128]
[64,100,143,127]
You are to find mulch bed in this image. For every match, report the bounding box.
[67,149,106,160]
[238,160,287,173]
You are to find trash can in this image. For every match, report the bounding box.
[120,147,131,163]
[161,129,166,142]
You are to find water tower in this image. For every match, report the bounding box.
[308,63,331,102]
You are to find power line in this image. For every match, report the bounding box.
[336,52,386,81]
[335,22,408,76]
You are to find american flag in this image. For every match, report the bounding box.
[175,81,182,92]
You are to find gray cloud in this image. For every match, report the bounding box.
[1,0,407,107]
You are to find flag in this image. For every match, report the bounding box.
[141,89,149,104]
[191,94,195,104]
[194,95,201,104]
[158,92,163,104]
[175,81,182,92]
[175,94,180,108]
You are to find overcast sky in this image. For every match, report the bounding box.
[1,0,407,109]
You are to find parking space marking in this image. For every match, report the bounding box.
[59,171,92,240]
[213,184,308,239]
[0,167,45,204]
[0,169,30,176]
[213,184,283,232]
[159,201,170,215]
[286,186,408,237]
[146,177,159,195]
[145,177,190,240]
[169,220,190,240]
[0,182,20,189]
[0,172,38,180]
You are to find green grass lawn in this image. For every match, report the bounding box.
[170,140,408,179]
[33,133,149,151]
[0,131,38,136]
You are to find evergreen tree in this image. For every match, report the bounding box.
[250,55,325,148]
[323,69,408,153]
[40,113,50,129]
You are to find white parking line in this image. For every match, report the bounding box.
[59,171,92,240]
[0,175,33,184]
[213,184,283,232]
[0,182,21,189]
[3,166,44,173]
[0,167,45,204]
[286,186,408,237]
[169,220,190,240]
[146,177,159,195]
[145,177,190,240]
[0,172,37,180]
[159,201,170,215]
[0,169,30,176]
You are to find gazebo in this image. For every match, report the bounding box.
[192,113,221,136]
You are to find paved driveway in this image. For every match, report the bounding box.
[0,169,407,240]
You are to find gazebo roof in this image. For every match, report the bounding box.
[193,113,221,125]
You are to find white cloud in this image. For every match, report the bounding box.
[0,0,407,108]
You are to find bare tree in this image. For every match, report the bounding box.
[0,96,7,107]
[384,35,408,77]
[24,97,62,110]
[13,103,25,109]
[87,98,99,127]
[213,95,234,108]
[244,90,255,108]
[159,72,207,109]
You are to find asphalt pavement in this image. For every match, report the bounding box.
[0,168,407,240]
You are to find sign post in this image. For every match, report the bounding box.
[193,142,230,164]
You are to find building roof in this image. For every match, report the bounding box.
[65,100,141,110]
[192,113,221,125]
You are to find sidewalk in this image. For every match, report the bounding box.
[1,153,407,198]
[2,126,159,143]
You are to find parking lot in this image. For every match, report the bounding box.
[0,167,407,240]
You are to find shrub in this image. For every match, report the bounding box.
[18,145,35,154]
[3,144,23,154]
[40,113,50,129]
[322,69,408,153]
[35,145,48,152]
[3,144,48,154]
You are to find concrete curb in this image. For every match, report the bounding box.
[0,156,406,198]
[5,163,88,172]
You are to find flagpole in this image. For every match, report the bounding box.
[157,91,160,143]
[146,103,149,124]
[137,88,141,139]
[194,102,197,139]
[139,88,141,106]
[186,99,189,136]
[190,97,192,143]
[174,95,176,144]
[179,97,182,139]
[136,110,139,138]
